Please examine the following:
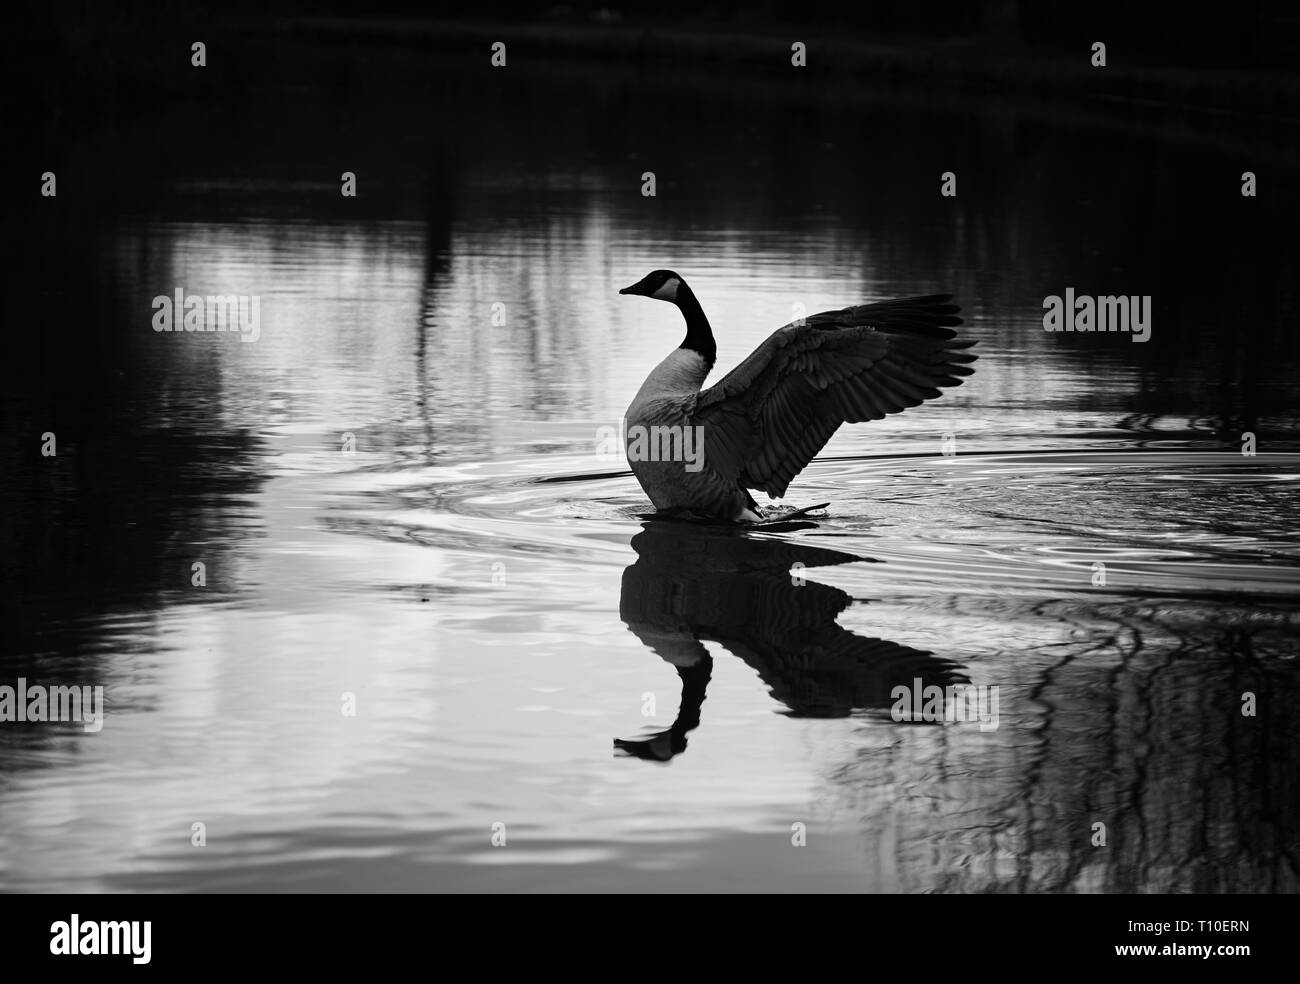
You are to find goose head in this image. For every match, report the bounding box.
[619,270,684,303]
[619,269,716,366]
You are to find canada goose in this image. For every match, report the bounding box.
[619,270,977,521]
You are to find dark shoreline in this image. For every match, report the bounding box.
[259,14,1300,122]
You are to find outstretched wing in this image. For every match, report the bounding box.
[694,294,975,499]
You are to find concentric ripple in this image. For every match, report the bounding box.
[327,449,1300,604]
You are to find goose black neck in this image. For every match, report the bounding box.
[675,284,716,367]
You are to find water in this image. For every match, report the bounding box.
[3,42,1299,892]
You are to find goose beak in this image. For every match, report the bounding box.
[619,277,650,296]
[618,283,639,295]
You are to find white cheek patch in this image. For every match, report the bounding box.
[650,277,680,301]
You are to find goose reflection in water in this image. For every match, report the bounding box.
[614,519,970,761]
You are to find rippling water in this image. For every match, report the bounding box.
[3,43,1299,892]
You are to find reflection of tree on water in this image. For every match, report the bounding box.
[0,213,271,776]
[827,598,1300,893]
[614,520,968,761]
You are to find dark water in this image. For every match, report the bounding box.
[3,41,1299,892]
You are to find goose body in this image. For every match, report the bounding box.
[619,270,977,521]
[625,347,760,520]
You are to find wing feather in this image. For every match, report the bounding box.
[694,294,976,498]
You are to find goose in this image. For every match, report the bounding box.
[619,270,977,521]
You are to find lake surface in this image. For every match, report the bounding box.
[3,42,1299,892]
